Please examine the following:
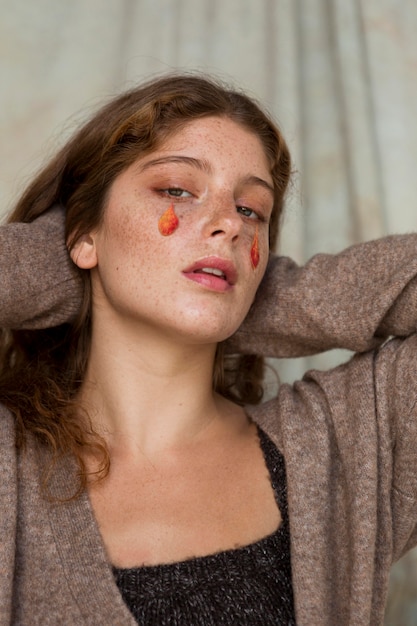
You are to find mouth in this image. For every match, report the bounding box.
[182,257,237,292]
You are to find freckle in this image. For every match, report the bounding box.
[158,204,179,236]
[250,227,259,269]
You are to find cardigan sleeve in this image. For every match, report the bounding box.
[380,334,417,560]
[0,207,82,329]
[228,235,417,357]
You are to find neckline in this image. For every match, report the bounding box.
[41,425,287,624]
[113,426,289,574]
[113,516,286,576]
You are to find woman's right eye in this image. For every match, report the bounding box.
[161,188,192,198]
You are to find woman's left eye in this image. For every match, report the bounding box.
[237,206,258,219]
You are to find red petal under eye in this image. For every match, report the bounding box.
[250,227,259,269]
[158,204,179,236]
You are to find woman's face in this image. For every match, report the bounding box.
[77,116,274,344]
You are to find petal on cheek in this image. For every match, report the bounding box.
[250,226,260,269]
[158,204,179,236]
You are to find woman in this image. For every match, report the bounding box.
[1,74,417,625]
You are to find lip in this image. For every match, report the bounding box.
[182,256,237,292]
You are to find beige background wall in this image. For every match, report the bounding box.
[1,0,417,621]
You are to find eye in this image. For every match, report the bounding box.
[161,187,193,198]
[237,206,258,219]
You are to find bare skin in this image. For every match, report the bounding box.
[87,400,281,568]
[72,116,281,568]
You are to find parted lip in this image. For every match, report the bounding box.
[182,256,238,286]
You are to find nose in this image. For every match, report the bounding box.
[203,195,242,241]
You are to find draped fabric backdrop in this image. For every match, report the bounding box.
[1,0,417,621]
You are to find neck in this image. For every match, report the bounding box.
[77,314,222,457]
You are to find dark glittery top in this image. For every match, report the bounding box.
[113,428,295,625]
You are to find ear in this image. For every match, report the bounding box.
[69,233,98,269]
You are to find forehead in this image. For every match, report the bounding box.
[151,116,272,176]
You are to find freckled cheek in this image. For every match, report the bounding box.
[107,217,185,277]
[106,213,155,250]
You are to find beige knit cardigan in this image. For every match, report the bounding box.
[1,209,417,625]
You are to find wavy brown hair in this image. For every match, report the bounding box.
[0,73,291,497]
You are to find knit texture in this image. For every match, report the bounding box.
[0,207,82,329]
[113,428,295,625]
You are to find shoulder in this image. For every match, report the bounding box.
[252,337,417,558]
[249,336,417,485]
[258,334,417,442]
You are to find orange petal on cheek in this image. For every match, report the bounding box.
[158,204,179,236]
[250,226,260,269]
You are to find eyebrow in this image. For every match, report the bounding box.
[137,156,274,197]
[241,175,274,197]
[138,156,213,174]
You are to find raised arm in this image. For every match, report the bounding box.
[3,210,417,352]
[229,236,417,357]
[0,207,82,329]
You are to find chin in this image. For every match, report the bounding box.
[177,300,249,336]
[174,317,242,345]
